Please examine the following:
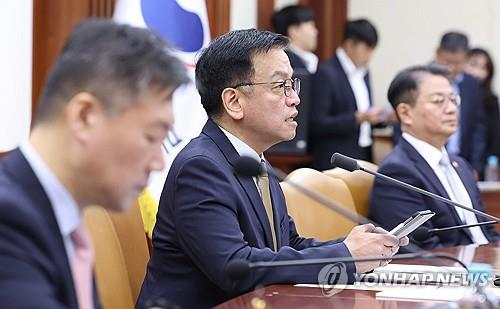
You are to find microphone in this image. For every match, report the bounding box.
[226,252,469,279]
[330,153,500,223]
[233,156,424,254]
[413,221,498,242]
[234,156,373,225]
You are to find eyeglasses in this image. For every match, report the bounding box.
[427,93,461,108]
[231,78,301,97]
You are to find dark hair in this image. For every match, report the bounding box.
[271,5,315,36]
[195,29,289,117]
[343,19,378,47]
[468,48,498,110]
[468,48,494,89]
[387,65,451,111]
[439,31,469,53]
[34,19,189,125]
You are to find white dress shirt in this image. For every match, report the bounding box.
[20,141,82,262]
[402,133,489,244]
[219,126,264,194]
[336,47,372,147]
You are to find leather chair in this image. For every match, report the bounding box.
[324,160,378,218]
[84,202,150,309]
[281,168,358,240]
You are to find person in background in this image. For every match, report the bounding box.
[310,19,389,170]
[271,4,319,74]
[0,19,188,308]
[465,47,500,173]
[137,29,407,309]
[434,32,487,175]
[369,65,498,249]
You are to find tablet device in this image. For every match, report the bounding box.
[390,210,435,238]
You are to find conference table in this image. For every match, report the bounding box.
[217,243,500,308]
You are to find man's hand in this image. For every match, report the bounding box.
[343,224,403,273]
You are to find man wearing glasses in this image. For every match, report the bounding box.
[369,65,498,250]
[137,29,407,309]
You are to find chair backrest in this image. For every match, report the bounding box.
[324,160,378,217]
[84,202,150,309]
[281,168,358,240]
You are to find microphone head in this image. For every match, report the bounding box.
[234,156,263,177]
[330,153,360,172]
[226,259,251,279]
[412,227,430,242]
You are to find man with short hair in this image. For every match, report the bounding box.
[310,19,385,169]
[435,31,487,175]
[137,28,407,309]
[369,65,498,249]
[0,19,188,307]
[271,5,319,74]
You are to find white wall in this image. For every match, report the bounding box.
[0,1,32,151]
[230,0,257,30]
[349,0,500,106]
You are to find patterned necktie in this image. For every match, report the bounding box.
[258,159,277,251]
[438,156,489,244]
[70,223,95,309]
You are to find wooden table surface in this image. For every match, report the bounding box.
[217,244,500,308]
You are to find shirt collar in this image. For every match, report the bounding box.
[218,125,262,163]
[336,47,367,77]
[20,141,81,238]
[287,45,319,74]
[402,132,448,169]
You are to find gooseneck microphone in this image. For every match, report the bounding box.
[330,153,500,223]
[226,252,469,279]
[234,156,373,225]
[413,221,498,242]
[234,156,425,254]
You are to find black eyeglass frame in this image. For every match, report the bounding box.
[230,78,301,97]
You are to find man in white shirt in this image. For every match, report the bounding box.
[369,65,498,249]
[310,19,387,170]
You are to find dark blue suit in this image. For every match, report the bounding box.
[137,119,356,308]
[457,73,487,173]
[0,149,100,308]
[368,138,498,249]
[310,55,373,170]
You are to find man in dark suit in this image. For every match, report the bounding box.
[434,32,487,175]
[0,20,188,308]
[310,19,388,170]
[369,65,498,249]
[270,5,318,155]
[137,29,407,309]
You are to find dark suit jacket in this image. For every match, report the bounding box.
[0,149,100,308]
[457,73,487,172]
[368,138,498,249]
[310,54,373,170]
[137,119,356,308]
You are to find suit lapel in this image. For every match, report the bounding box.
[3,150,79,307]
[400,140,466,227]
[201,119,276,249]
[331,56,358,111]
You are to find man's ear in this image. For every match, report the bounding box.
[65,92,105,144]
[396,102,413,126]
[221,88,244,120]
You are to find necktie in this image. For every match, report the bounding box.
[438,156,489,244]
[258,159,277,251]
[70,223,95,309]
